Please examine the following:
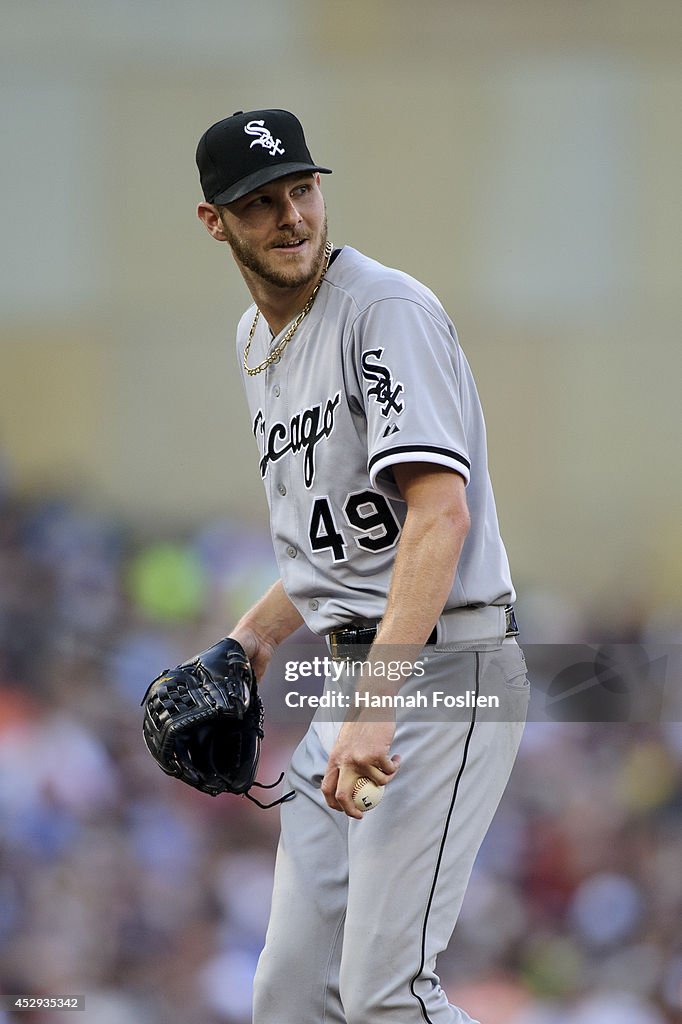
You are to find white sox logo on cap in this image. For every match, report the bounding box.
[197,109,331,204]
[244,119,285,157]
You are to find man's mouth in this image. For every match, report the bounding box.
[273,238,308,250]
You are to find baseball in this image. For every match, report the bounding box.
[352,777,385,812]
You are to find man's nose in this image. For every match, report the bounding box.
[276,196,302,229]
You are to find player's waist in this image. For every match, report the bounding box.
[326,604,518,660]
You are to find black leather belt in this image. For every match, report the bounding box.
[328,605,519,660]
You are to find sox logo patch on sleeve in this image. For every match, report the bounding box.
[361,349,405,418]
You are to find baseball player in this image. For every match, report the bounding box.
[196,109,530,1024]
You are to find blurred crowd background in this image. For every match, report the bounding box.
[0,478,680,1024]
[1,1,680,1022]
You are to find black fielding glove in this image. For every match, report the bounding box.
[141,637,294,807]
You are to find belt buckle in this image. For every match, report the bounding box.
[505,605,519,637]
[329,627,355,661]
[329,623,378,661]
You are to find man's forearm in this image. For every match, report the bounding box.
[377,510,468,648]
[369,511,467,688]
[231,578,304,649]
[229,578,305,681]
[370,470,470,692]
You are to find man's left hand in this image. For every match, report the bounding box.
[321,715,400,819]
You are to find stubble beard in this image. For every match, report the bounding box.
[221,211,329,291]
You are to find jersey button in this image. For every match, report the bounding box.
[274,385,281,397]
[286,545,297,558]
[309,599,319,611]
[278,483,287,496]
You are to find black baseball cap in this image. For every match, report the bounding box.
[196,109,332,206]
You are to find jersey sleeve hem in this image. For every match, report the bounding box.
[368,445,471,498]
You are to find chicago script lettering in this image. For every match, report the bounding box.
[253,393,341,488]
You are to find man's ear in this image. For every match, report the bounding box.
[197,202,228,241]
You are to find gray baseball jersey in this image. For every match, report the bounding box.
[236,245,514,635]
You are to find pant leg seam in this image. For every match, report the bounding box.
[408,651,481,1023]
[322,910,347,1024]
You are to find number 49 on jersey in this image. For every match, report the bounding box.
[308,490,400,562]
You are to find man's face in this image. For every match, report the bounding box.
[217,172,328,290]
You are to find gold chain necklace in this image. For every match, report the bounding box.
[243,240,334,377]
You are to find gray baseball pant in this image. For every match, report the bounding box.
[253,641,530,1024]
